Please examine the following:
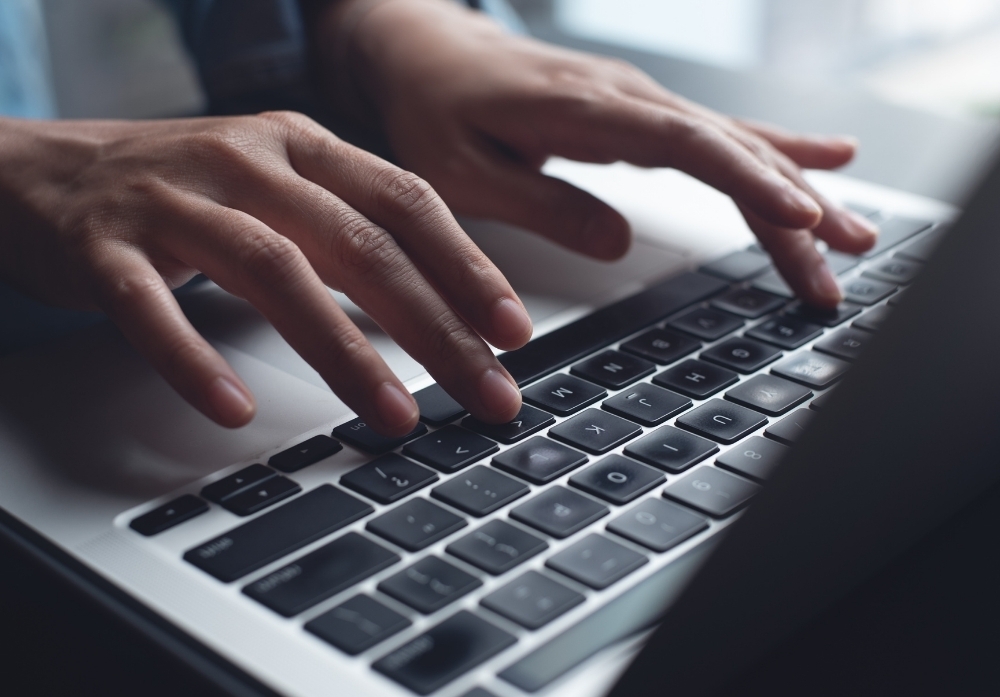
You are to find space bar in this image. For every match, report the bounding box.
[498,538,719,693]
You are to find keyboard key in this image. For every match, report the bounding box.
[268,435,342,473]
[823,250,860,276]
[772,351,850,389]
[607,498,708,552]
[306,595,410,655]
[652,359,739,399]
[462,689,499,697]
[222,476,301,516]
[546,534,647,589]
[414,383,465,426]
[446,519,547,575]
[843,277,896,305]
[403,426,499,473]
[620,328,700,365]
[201,464,276,503]
[746,316,823,349]
[624,425,719,473]
[243,532,399,617]
[784,301,862,327]
[548,409,642,454]
[863,258,921,285]
[809,389,835,410]
[601,383,691,427]
[895,227,945,262]
[333,419,428,455]
[676,399,768,444]
[522,374,606,416]
[130,495,208,536]
[724,374,812,416]
[668,307,744,341]
[431,465,529,516]
[568,455,665,505]
[716,435,790,481]
[570,350,655,389]
[377,557,482,614]
[491,436,588,484]
[510,486,609,538]
[700,249,771,281]
[662,467,760,517]
[764,408,817,445]
[852,304,891,332]
[373,611,515,695]
[463,404,554,444]
[700,337,782,373]
[888,288,908,306]
[813,326,874,362]
[367,498,466,552]
[481,571,584,629]
[711,287,786,318]
[751,270,793,299]
[862,215,932,257]
[340,453,439,504]
[184,485,373,582]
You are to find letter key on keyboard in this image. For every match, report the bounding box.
[653,359,739,399]
[568,455,665,505]
[570,350,656,390]
[601,383,691,427]
[546,534,647,589]
[676,399,768,444]
[492,436,588,483]
[480,571,584,629]
[548,409,642,454]
[446,519,548,575]
[522,374,606,416]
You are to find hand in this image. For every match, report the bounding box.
[0,114,531,432]
[316,0,878,307]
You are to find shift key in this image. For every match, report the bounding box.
[184,485,373,583]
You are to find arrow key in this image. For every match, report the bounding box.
[222,476,301,516]
[403,425,500,473]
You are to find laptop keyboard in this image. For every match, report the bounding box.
[127,208,943,695]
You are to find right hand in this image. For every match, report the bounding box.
[0,112,532,434]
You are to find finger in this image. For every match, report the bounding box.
[86,244,256,428]
[736,118,858,170]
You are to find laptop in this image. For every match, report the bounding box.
[0,147,991,696]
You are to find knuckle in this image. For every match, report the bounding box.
[330,214,402,278]
[98,270,161,313]
[421,312,480,366]
[372,168,440,220]
[238,230,309,289]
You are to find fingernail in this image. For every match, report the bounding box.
[375,382,418,430]
[810,263,842,306]
[207,376,255,425]
[492,297,532,346]
[478,369,521,420]
[847,209,879,238]
[786,186,823,220]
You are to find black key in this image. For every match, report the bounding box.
[746,316,823,349]
[624,425,719,473]
[333,418,428,455]
[570,350,655,389]
[809,390,835,410]
[895,228,945,262]
[724,374,812,416]
[462,689,499,697]
[814,326,874,362]
[548,409,642,454]
[446,519,548,575]
[852,304,891,332]
[607,498,708,552]
[668,307,744,341]
[716,435,790,481]
[652,359,739,399]
[522,374,606,416]
[823,250,860,276]
[510,486,609,538]
[784,301,862,327]
[481,571,584,629]
[843,277,896,305]
[373,611,515,695]
[546,534,647,590]
[184,485,373,582]
[772,350,850,389]
[568,455,665,505]
[130,495,208,536]
[403,426,499,473]
[463,404,554,444]
[243,532,399,617]
[863,258,921,285]
[491,436,588,484]
[620,328,700,365]
[306,595,410,655]
[366,498,466,552]
[269,435,342,473]
[764,408,817,445]
[340,453,438,504]
[751,270,793,299]
[676,399,768,444]
[602,383,691,427]
[201,464,276,503]
[862,215,933,257]
[377,557,482,614]
[711,287,786,318]
[700,249,771,281]
[414,383,465,426]
[431,465,529,516]
[222,476,301,516]
[700,337,782,373]
[662,467,760,517]
[888,288,908,307]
